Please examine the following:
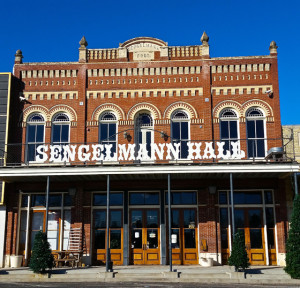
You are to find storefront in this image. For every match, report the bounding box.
[0,34,296,267]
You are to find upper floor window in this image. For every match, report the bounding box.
[26,114,45,162]
[219,109,239,155]
[135,113,153,158]
[51,113,70,146]
[246,108,266,158]
[171,110,189,159]
[99,112,117,157]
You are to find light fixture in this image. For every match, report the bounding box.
[123,131,132,141]
[208,186,217,195]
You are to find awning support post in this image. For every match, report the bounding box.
[294,172,298,196]
[230,173,235,238]
[168,173,172,272]
[45,176,50,235]
[106,174,112,272]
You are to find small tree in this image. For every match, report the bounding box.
[285,194,300,278]
[29,231,54,274]
[228,230,250,271]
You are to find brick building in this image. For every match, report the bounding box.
[0,33,298,267]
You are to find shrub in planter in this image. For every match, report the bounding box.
[228,230,249,271]
[29,231,54,274]
[285,194,300,279]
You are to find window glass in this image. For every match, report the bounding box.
[266,208,275,227]
[93,193,123,206]
[49,195,62,207]
[129,192,159,205]
[166,192,197,205]
[264,190,273,204]
[220,208,228,227]
[219,191,227,204]
[220,121,229,139]
[234,192,262,204]
[31,195,46,207]
[110,210,122,228]
[183,210,195,228]
[64,194,72,206]
[21,195,29,207]
[94,210,106,229]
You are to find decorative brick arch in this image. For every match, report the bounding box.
[22,105,48,123]
[163,101,198,119]
[242,99,273,117]
[127,102,161,120]
[213,100,242,118]
[92,103,125,121]
[49,105,77,121]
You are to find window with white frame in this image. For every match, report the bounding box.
[26,114,45,162]
[219,109,239,155]
[246,108,266,158]
[19,193,72,253]
[99,112,117,157]
[51,113,70,146]
[135,112,153,158]
[171,110,190,159]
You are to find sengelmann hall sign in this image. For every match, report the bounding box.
[35,142,245,163]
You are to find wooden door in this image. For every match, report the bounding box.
[130,209,160,265]
[30,210,46,249]
[93,210,123,265]
[168,208,198,265]
[235,208,266,265]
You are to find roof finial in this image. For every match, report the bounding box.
[269,41,278,55]
[79,36,88,48]
[15,49,23,64]
[201,31,209,45]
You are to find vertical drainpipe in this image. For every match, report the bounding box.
[230,173,235,238]
[106,175,111,272]
[45,176,50,235]
[168,174,172,272]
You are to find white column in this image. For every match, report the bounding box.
[0,206,6,267]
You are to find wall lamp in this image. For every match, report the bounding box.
[160,131,169,141]
[208,186,217,195]
[123,131,132,142]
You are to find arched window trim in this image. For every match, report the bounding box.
[27,113,45,123]
[26,113,45,162]
[246,108,265,118]
[246,107,267,158]
[51,113,70,147]
[219,108,238,119]
[171,109,190,159]
[99,111,117,122]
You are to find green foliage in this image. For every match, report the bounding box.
[228,230,250,271]
[29,231,54,274]
[285,195,300,278]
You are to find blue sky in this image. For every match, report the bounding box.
[0,0,299,124]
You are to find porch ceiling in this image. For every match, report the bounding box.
[0,162,297,183]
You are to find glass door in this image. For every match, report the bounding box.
[93,210,123,265]
[130,209,160,265]
[235,208,266,265]
[168,208,198,265]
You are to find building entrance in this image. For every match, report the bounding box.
[130,209,160,265]
[235,208,266,265]
[168,208,198,265]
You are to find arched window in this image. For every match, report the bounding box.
[51,113,70,146]
[219,109,239,155]
[135,112,153,158]
[246,108,266,158]
[99,112,117,157]
[171,110,190,159]
[26,113,45,162]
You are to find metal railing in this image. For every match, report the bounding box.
[0,137,292,168]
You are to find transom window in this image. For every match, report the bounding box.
[99,111,117,158]
[219,109,239,155]
[26,113,45,162]
[246,108,266,158]
[171,110,189,159]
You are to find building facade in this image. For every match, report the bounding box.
[0,33,298,267]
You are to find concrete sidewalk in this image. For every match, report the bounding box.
[1,265,300,285]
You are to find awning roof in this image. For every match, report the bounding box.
[0,162,298,183]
